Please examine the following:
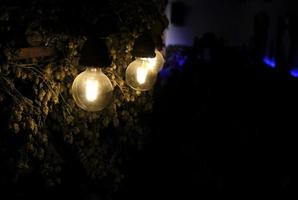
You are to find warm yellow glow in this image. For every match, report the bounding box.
[72,68,113,112]
[85,79,99,102]
[125,58,158,91]
[136,67,148,84]
[141,50,165,73]
[146,57,157,71]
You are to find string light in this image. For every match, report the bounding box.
[72,33,164,110]
[71,37,114,112]
[72,68,113,112]
[126,57,158,91]
[125,33,164,91]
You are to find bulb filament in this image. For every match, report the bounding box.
[136,67,148,84]
[85,79,99,102]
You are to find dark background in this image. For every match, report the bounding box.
[1,0,298,199]
[115,0,298,199]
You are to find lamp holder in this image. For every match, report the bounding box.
[79,36,112,68]
[131,33,156,58]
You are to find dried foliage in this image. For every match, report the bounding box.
[0,0,168,194]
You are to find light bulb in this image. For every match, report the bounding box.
[146,50,165,73]
[72,68,113,112]
[125,58,157,91]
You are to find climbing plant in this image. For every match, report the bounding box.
[0,0,168,196]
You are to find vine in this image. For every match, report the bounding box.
[0,0,168,195]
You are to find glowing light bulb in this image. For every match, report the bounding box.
[85,79,99,102]
[136,66,148,84]
[125,58,157,91]
[72,68,113,112]
[147,57,157,71]
[146,50,165,72]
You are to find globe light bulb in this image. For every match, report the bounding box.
[146,50,165,73]
[125,58,157,91]
[72,68,113,112]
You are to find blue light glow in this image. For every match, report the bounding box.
[159,67,171,79]
[290,68,298,78]
[263,56,276,68]
[174,54,187,70]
